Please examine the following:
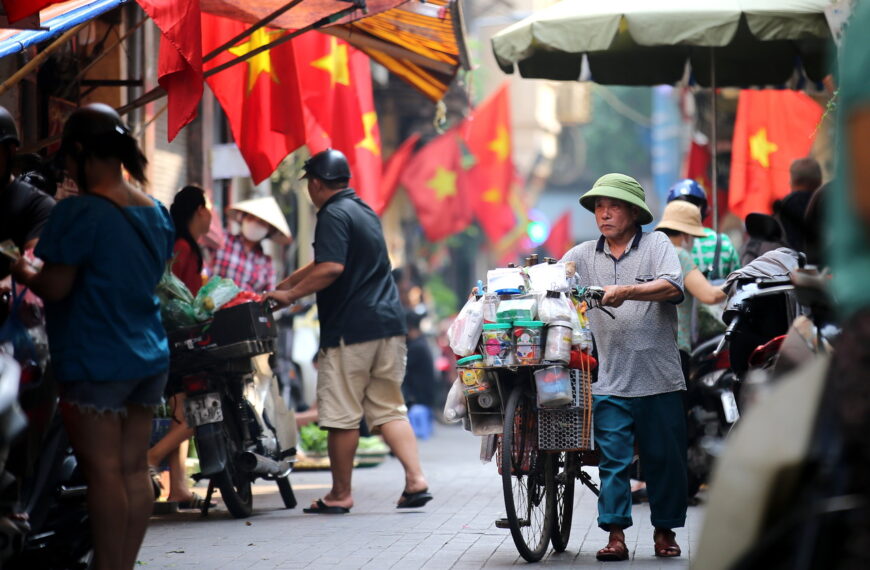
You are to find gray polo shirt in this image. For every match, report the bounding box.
[561,230,686,397]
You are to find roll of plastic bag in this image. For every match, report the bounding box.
[443,378,467,423]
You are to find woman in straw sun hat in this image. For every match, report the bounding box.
[212,196,292,293]
[655,200,726,365]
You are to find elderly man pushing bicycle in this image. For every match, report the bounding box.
[561,173,687,561]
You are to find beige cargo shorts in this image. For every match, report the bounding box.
[316,335,409,432]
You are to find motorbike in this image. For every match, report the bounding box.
[685,334,740,499]
[697,266,855,569]
[169,301,297,518]
[717,247,805,411]
[0,290,92,568]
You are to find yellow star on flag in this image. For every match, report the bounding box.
[228,28,284,93]
[355,112,380,156]
[482,188,501,203]
[427,167,457,201]
[488,125,510,162]
[749,127,778,168]
[311,37,350,87]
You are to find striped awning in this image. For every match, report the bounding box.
[0,0,128,59]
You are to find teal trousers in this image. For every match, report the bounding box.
[592,391,687,530]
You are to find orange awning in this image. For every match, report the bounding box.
[202,0,469,102]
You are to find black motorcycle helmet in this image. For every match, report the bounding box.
[59,102,131,151]
[299,148,351,182]
[57,103,147,190]
[0,106,20,148]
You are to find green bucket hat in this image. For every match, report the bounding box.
[579,173,654,225]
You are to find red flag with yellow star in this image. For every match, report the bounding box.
[460,84,515,241]
[201,13,305,183]
[137,0,203,141]
[399,130,472,242]
[293,33,383,209]
[728,90,823,220]
[543,212,572,259]
[378,133,420,215]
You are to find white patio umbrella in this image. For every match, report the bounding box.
[491,0,835,229]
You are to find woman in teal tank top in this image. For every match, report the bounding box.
[11,104,174,570]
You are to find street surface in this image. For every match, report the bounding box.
[140,424,703,568]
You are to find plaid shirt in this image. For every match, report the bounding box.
[212,233,275,293]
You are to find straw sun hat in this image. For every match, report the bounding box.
[227,196,293,244]
[655,200,707,237]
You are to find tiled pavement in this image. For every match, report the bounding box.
[139,425,703,568]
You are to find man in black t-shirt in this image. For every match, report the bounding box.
[267,149,431,514]
[0,105,55,282]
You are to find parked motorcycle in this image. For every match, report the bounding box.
[169,301,297,518]
[1,287,92,568]
[717,248,804,409]
[685,335,740,498]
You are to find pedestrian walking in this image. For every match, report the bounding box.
[10,103,174,570]
[265,148,431,514]
[561,173,687,561]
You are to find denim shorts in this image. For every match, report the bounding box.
[60,370,169,416]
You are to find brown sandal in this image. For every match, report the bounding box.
[653,529,681,558]
[596,538,629,562]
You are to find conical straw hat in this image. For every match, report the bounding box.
[227,196,292,244]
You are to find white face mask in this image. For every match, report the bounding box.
[241,219,269,242]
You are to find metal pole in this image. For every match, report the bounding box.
[201,0,308,63]
[710,47,719,236]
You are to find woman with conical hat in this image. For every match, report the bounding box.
[211,195,291,293]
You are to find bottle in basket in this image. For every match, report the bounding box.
[543,321,573,364]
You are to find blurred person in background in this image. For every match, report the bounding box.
[655,201,727,375]
[774,157,822,252]
[10,103,174,570]
[147,185,214,510]
[0,106,55,286]
[667,179,740,280]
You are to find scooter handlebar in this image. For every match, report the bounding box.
[713,315,741,356]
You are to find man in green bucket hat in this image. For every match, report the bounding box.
[562,173,687,561]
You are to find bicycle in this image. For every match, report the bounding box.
[485,286,605,562]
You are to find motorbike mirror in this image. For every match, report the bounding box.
[745,213,783,242]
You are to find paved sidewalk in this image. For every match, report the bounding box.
[140,424,703,568]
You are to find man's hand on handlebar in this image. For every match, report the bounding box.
[263,289,294,309]
[601,285,629,308]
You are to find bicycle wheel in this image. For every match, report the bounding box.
[548,452,577,552]
[501,384,554,562]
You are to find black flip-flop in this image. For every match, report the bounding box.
[303,498,350,514]
[397,489,433,509]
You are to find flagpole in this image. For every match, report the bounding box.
[710,47,719,237]
[201,5,360,79]
[201,0,308,64]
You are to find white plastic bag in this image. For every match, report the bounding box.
[447,296,484,356]
[443,379,467,423]
[538,291,574,323]
[486,266,529,293]
[527,262,569,292]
